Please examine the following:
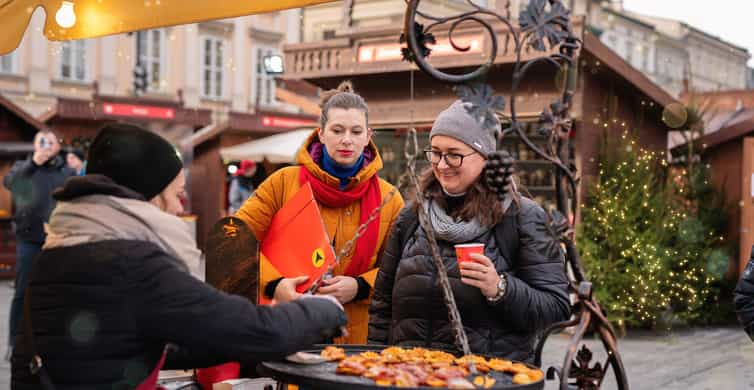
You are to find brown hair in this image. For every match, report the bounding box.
[413,167,507,227]
[319,81,369,128]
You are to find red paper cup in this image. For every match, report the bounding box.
[455,243,484,264]
[195,362,240,389]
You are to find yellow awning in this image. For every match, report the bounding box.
[1,0,338,55]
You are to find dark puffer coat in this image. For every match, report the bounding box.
[368,197,570,362]
[11,176,347,390]
[734,246,754,340]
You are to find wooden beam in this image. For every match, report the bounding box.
[275,88,321,116]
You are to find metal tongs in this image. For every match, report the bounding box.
[305,267,334,295]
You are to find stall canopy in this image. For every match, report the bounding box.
[1,0,338,55]
[219,128,312,164]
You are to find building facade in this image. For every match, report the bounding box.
[0,8,320,249]
[301,0,749,98]
[301,0,489,42]
[0,9,305,120]
[592,7,689,97]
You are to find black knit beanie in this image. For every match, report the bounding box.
[87,123,184,200]
[69,148,85,161]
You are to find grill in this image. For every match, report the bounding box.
[259,345,545,390]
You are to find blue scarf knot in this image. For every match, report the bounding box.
[320,145,364,189]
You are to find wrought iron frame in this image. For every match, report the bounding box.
[400,1,629,389]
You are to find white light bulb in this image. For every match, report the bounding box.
[55,1,76,28]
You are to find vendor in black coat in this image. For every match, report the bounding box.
[735,245,754,340]
[11,124,347,390]
[368,101,570,362]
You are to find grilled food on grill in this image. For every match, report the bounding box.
[321,345,347,361]
[320,346,543,388]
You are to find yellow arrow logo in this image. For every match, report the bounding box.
[312,248,325,268]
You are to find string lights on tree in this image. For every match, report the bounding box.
[578,130,726,329]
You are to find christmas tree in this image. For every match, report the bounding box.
[578,132,673,328]
[665,101,734,325]
[577,130,724,329]
[664,156,734,325]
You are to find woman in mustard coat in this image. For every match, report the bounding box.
[236,81,404,344]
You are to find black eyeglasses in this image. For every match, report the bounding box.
[424,149,477,168]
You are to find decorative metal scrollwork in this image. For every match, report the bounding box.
[401,1,629,389]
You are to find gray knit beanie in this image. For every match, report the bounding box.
[429,100,497,155]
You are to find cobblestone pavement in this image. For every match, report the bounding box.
[0,280,751,389]
[541,326,754,389]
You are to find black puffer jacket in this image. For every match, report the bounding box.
[734,246,754,340]
[11,176,347,390]
[368,197,570,362]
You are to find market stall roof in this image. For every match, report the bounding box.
[0,94,49,134]
[219,128,313,163]
[1,0,339,55]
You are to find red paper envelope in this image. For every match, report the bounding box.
[260,182,335,294]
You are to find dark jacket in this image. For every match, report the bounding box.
[368,197,570,362]
[11,176,347,390]
[3,155,73,243]
[734,246,754,340]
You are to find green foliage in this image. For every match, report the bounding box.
[667,162,736,325]
[577,131,732,329]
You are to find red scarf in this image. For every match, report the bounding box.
[300,167,381,276]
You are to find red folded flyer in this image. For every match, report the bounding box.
[260,182,335,294]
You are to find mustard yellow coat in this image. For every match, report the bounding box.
[236,131,404,344]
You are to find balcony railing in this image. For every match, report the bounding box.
[283,17,584,81]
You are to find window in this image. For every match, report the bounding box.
[201,37,224,99]
[640,45,648,71]
[658,54,669,76]
[254,46,278,107]
[0,53,15,74]
[625,41,634,66]
[60,40,87,81]
[136,29,166,91]
[607,35,618,50]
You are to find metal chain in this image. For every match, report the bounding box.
[402,128,476,374]
[319,69,475,373]
[400,67,476,372]
[305,178,401,296]
[333,186,399,264]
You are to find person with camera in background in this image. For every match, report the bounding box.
[2,130,73,354]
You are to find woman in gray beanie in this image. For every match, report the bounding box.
[368,100,570,362]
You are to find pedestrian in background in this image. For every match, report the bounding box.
[2,130,73,353]
[65,148,86,176]
[228,159,256,215]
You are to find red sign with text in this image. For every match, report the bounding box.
[103,103,175,119]
[261,116,315,128]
